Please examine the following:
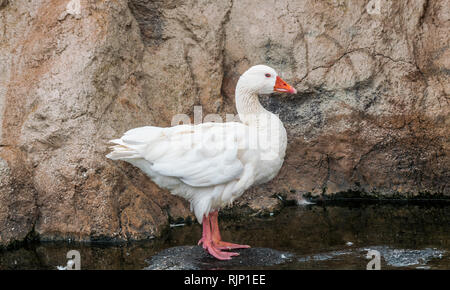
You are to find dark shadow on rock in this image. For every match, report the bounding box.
[144,246,293,270]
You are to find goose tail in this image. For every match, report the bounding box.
[106,139,141,160]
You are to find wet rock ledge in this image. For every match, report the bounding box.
[145,246,293,270]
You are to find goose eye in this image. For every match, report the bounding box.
[265,73,271,78]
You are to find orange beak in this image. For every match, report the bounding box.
[274,76,297,94]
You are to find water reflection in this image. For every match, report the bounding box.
[0,201,449,270]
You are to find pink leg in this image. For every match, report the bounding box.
[197,213,239,260]
[197,215,209,250]
[210,211,250,250]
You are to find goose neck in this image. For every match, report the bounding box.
[235,82,269,124]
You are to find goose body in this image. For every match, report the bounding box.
[106,65,296,259]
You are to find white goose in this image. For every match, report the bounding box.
[106,65,296,260]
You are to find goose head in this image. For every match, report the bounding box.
[237,65,297,95]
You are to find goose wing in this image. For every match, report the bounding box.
[108,122,249,187]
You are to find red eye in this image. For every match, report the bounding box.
[265,73,271,78]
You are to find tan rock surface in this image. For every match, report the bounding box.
[0,0,448,246]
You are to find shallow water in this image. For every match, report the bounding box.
[1,200,449,270]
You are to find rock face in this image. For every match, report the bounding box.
[223,0,450,199]
[0,0,448,246]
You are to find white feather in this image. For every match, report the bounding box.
[106,65,289,223]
